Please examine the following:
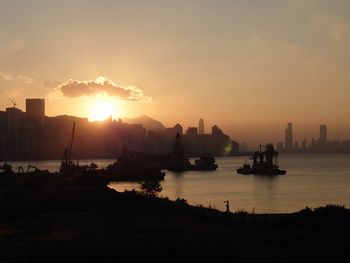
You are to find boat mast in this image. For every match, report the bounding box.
[68,122,75,165]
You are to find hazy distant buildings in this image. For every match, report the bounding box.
[301,138,307,150]
[320,124,327,143]
[146,121,239,156]
[198,118,204,134]
[181,124,238,156]
[277,122,350,154]
[284,122,293,152]
[293,141,299,150]
[239,142,249,152]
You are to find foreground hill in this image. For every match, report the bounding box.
[0,179,349,262]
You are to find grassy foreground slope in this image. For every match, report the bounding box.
[0,180,349,262]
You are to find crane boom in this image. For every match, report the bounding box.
[68,122,75,165]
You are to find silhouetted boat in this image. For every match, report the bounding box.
[236,144,286,175]
[168,133,218,172]
[191,153,218,171]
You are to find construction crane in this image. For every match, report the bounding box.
[60,122,76,174]
[8,98,17,108]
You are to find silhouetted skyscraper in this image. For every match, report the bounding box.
[6,107,22,135]
[320,124,327,143]
[285,122,293,152]
[212,125,223,136]
[26,98,45,123]
[198,118,204,134]
[174,123,183,135]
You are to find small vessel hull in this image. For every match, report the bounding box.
[236,144,287,176]
[169,164,218,172]
[236,167,286,176]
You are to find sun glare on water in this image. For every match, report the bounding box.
[90,100,116,122]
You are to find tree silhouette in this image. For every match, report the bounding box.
[140,180,163,197]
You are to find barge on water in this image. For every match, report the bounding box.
[236,144,286,176]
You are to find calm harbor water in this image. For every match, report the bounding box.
[8,155,350,213]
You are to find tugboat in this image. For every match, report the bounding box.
[191,153,218,171]
[236,144,286,175]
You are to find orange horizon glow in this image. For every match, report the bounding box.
[89,99,117,122]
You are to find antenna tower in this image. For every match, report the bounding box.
[8,98,17,108]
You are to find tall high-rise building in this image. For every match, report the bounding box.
[212,125,223,136]
[26,98,45,123]
[320,124,327,143]
[186,127,198,136]
[198,118,204,134]
[285,122,293,152]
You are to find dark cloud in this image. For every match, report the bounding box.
[58,77,150,101]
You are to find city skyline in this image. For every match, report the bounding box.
[1,98,350,151]
[0,98,240,161]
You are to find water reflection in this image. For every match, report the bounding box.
[171,171,185,197]
[253,174,279,191]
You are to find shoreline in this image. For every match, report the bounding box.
[4,152,350,162]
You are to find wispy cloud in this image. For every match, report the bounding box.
[48,76,151,102]
[4,87,23,99]
[0,72,34,102]
[8,38,25,52]
[43,80,62,88]
[315,15,346,41]
[0,72,12,81]
[0,36,25,56]
[0,71,33,84]
[280,42,303,53]
[332,23,345,40]
[250,35,263,44]
[17,75,33,84]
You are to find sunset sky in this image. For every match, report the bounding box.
[1,0,350,147]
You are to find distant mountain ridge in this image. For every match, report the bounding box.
[123,114,165,131]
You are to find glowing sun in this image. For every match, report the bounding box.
[90,101,116,121]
